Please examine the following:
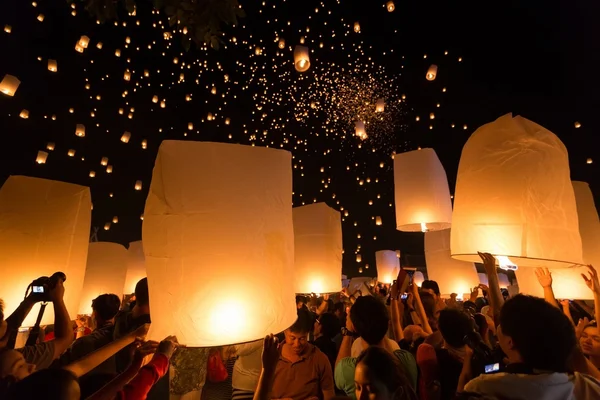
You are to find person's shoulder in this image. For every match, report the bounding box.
[393,348,416,363]
[464,372,509,392]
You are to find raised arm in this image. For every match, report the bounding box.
[410,283,432,335]
[581,265,600,324]
[389,280,404,341]
[535,267,559,309]
[253,335,280,400]
[478,252,504,327]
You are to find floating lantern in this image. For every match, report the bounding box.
[376,98,385,113]
[75,43,84,53]
[4,25,11,33]
[100,157,108,166]
[375,250,400,284]
[112,216,118,223]
[394,148,452,232]
[89,171,96,178]
[46,142,55,151]
[124,241,147,295]
[426,64,438,81]
[293,203,342,294]
[356,254,362,263]
[225,118,231,125]
[68,149,75,157]
[134,180,142,190]
[106,165,113,173]
[573,181,600,267]
[278,38,286,49]
[141,139,147,149]
[386,1,395,12]
[207,112,214,121]
[37,14,45,22]
[19,110,29,119]
[354,22,361,32]
[47,59,57,72]
[142,141,297,346]
[450,114,583,268]
[0,74,20,96]
[255,46,262,56]
[425,229,479,297]
[104,223,111,231]
[0,176,91,326]
[75,124,85,137]
[79,242,128,314]
[78,35,90,48]
[160,100,166,108]
[574,121,581,129]
[293,45,310,72]
[355,121,367,139]
[115,49,121,57]
[188,122,193,130]
[375,216,382,226]
[121,131,131,143]
[35,151,48,164]
[124,70,131,81]
[587,158,593,164]
[152,95,158,103]
[413,271,425,287]
[96,42,103,49]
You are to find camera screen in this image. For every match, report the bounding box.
[484,363,500,373]
[32,286,45,293]
[400,293,408,300]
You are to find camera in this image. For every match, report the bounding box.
[464,330,502,378]
[27,272,67,302]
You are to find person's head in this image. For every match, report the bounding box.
[438,308,473,349]
[355,346,417,400]
[134,278,149,307]
[350,296,389,346]
[91,293,121,325]
[284,308,313,355]
[5,368,79,400]
[314,312,340,339]
[0,349,36,381]
[580,323,600,359]
[421,280,440,301]
[402,325,424,343]
[333,302,345,319]
[498,295,576,371]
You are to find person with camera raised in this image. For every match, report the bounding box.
[0,274,73,371]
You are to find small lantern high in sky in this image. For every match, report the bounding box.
[375,250,400,284]
[293,202,342,294]
[293,45,311,72]
[376,98,385,113]
[142,141,297,347]
[426,64,438,81]
[394,148,452,232]
[451,114,584,268]
[124,241,147,295]
[355,121,367,140]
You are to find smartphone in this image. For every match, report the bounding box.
[32,286,45,293]
[400,293,408,300]
[484,363,500,374]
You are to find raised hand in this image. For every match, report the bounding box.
[477,252,497,274]
[261,334,280,372]
[535,267,553,288]
[582,265,600,294]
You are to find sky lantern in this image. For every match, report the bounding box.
[573,181,600,266]
[413,271,425,287]
[354,22,361,32]
[124,241,146,295]
[386,1,395,12]
[293,45,310,72]
[293,203,342,294]
[0,176,91,326]
[134,180,142,190]
[376,250,400,284]
[278,38,285,49]
[75,124,85,137]
[96,42,103,49]
[451,114,584,268]
[35,151,48,164]
[4,25,11,33]
[355,121,367,140]
[394,148,452,232]
[152,95,158,103]
[0,74,20,96]
[375,216,382,225]
[426,64,438,81]
[46,142,55,151]
[79,242,128,315]
[121,131,131,143]
[376,98,385,112]
[142,141,297,346]
[425,229,479,299]
[124,70,131,81]
[47,59,57,72]
[100,157,108,166]
[37,14,45,22]
[78,35,90,48]
[19,110,29,119]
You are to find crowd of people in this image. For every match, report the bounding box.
[1,251,600,400]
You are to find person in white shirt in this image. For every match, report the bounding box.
[231,339,263,400]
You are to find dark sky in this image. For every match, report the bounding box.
[0,0,598,277]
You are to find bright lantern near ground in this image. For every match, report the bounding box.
[376,250,400,284]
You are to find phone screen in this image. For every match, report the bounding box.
[400,293,408,300]
[484,363,500,374]
[32,286,45,293]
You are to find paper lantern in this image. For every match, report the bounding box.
[356,254,362,263]
[103,223,110,230]
[376,98,385,113]
[426,64,438,81]
[386,1,395,12]
[121,131,131,143]
[89,171,96,178]
[115,49,121,57]
[96,42,103,49]
[37,14,45,22]
[152,95,158,103]
[68,149,75,157]
[79,242,128,314]
[19,109,29,119]
[188,122,194,130]
[75,124,85,137]
[413,271,425,287]
[124,70,131,81]
[293,203,342,294]
[106,165,113,173]
[355,121,367,140]
[354,22,361,32]
[573,182,600,267]
[134,180,142,191]
[0,176,91,326]
[278,38,286,49]
[225,118,231,125]
[4,25,12,33]
[450,114,584,268]
[124,241,146,295]
[160,100,166,108]
[112,216,119,224]
[141,140,147,149]
[46,142,55,151]
[394,148,452,232]
[515,266,592,300]
[376,250,400,284]
[35,151,48,164]
[425,229,479,296]
[293,45,310,72]
[47,59,57,72]
[587,158,593,165]
[478,273,488,286]
[375,216,382,226]
[497,273,510,289]
[142,140,296,346]
[78,35,90,48]
[75,43,84,53]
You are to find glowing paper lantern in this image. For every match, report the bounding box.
[68,149,75,157]
[37,14,45,22]
[0,74,20,96]
[96,42,103,49]
[573,182,600,266]
[393,148,452,232]
[134,180,142,191]
[278,38,286,49]
[413,271,425,287]
[78,35,90,48]
[100,157,108,166]
[386,1,395,12]
[515,266,592,300]
[35,151,48,164]
[19,110,29,119]
[356,254,362,263]
[124,70,131,81]
[0,176,91,326]
[75,124,85,137]
[497,273,510,289]
[152,95,158,103]
[376,250,400,284]
[450,114,584,268]
[375,216,382,226]
[106,165,113,173]
[121,131,131,143]
[293,203,342,294]
[425,229,479,297]
[79,242,128,314]
[293,45,311,72]
[143,140,296,346]
[124,241,146,295]
[4,25,12,33]
[376,98,385,113]
[355,121,367,140]
[47,59,57,72]
[46,142,55,151]
[426,64,438,81]
[354,22,361,32]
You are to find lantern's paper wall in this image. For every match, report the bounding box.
[425,229,479,296]
[451,114,583,268]
[293,203,342,294]
[376,250,400,284]
[124,241,146,295]
[572,182,600,267]
[348,277,375,295]
[394,148,452,232]
[497,273,510,289]
[143,141,297,347]
[0,176,91,326]
[515,267,592,300]
[293,45,310,72]
[413,271,425,287]
[478,273,489,286]
[79,242,128,314]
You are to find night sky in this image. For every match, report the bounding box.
[1,0,598,277]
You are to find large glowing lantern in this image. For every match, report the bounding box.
[515,267,592,300]
[293,45,310,72]
[0,74,20,96]
[425,229,479,297]
[142,141,296,346]
[376,250,400,284]
[394,148,452,232]
[573,181,600,266]
[0,176,91,326]
[124,241,146,295]
[413,271,425,287]
[79,242,128,315]
[450,114,583,268]
[426,64,438,81]
[293,203,342,294]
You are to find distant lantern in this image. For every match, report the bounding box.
[376,250,400,284]
[100,157,108,166]
[106,165,113,173]
[429,112,435,120]
[68,149,76,157]
[134,180,142,190]
[160,100,166,108]
[36,151,48,164]
[79,242,128,314]
[47,59,57,72]
[413,271,425,287]
[293,45,311,72]
[376,98,385,113]
[225,118,231,125]
[394,148,452,232]
[115,49,121,57]
[451,114,583,268]
[104,223,111,231]
[211,87,217,95]
[426,64,438,81]
[0,176,91,326]
[37,14,45,22]
[293,203,342,294]
[152,95,158,103]
[89,171,96,178]
[396,250,401,258]
[356,254,362,263]
[255,46,262,56]
[75,124,85,137]
[278,38,286,49]
[4,25,11,33]
[19,109,29,119]
[358,267,363,273]
[142,141,297,346]
[143,69,149,77]
[75,43,84,53]
[96,42,103,49]
[121,131,131,143]
[79,35,90,48]
[375,216,382,225]
[354,22,361,32]
[587,158,593,164]
[46,142,55,151]
[386,1,395,12]
[141,139,147,149]
[124,241,147,295]
[112,216,119,223]
[124,70,131,81]
[0,74,21,96]
[574,121,581,129]
[188,122,193,130]
[207,112,214,121]
[355,121,367,140]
